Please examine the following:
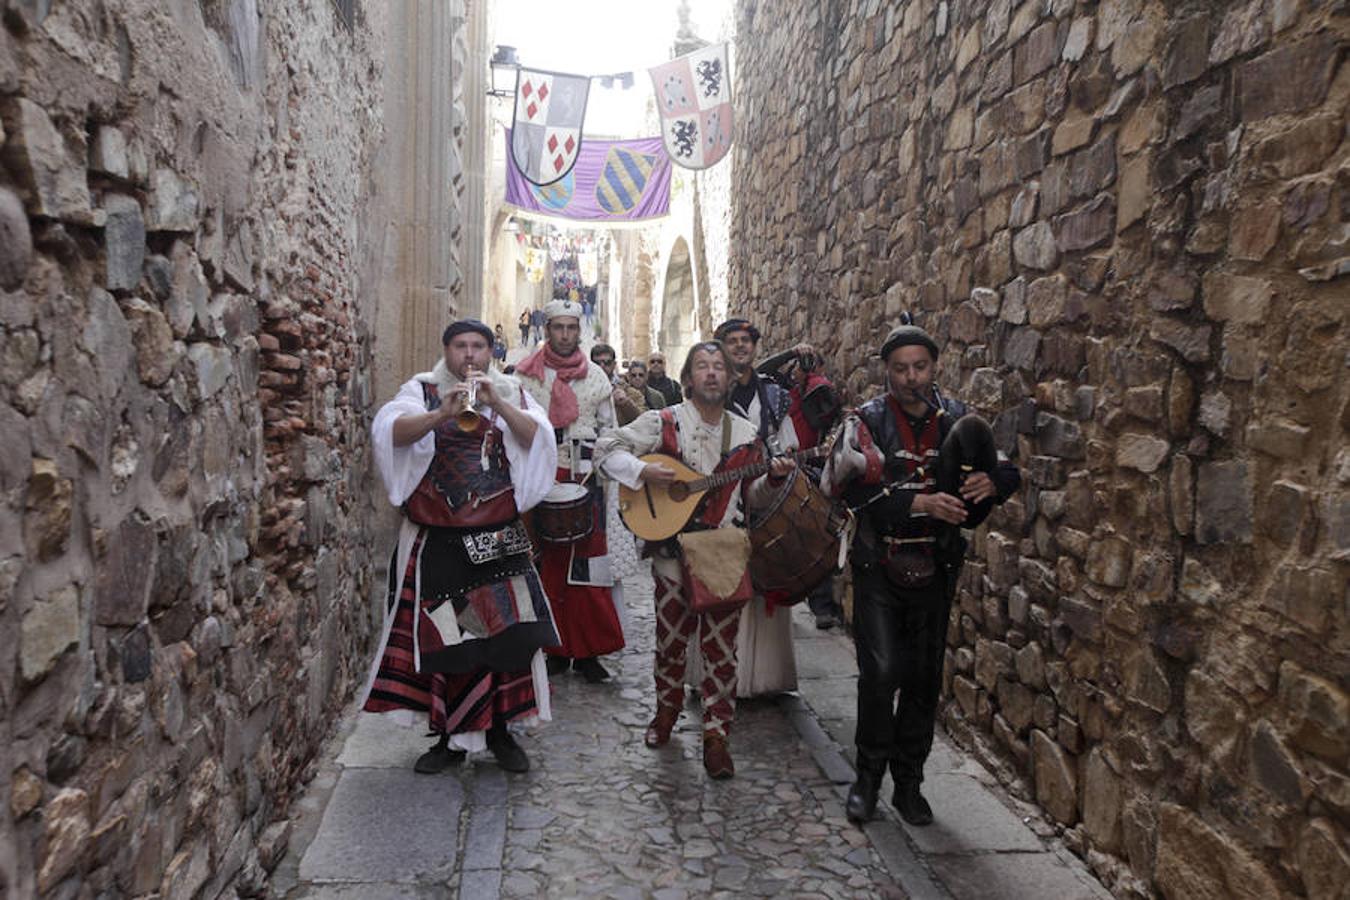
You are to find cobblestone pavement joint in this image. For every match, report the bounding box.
[273,566,1110,899]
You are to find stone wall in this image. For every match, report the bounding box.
[0,0,394,895]
[730,0,1347,896]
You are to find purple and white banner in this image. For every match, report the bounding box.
[505,130,671,223]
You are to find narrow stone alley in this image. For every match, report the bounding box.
[271,567,1109,899]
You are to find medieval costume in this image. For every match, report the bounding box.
[596,401,775,777]
[363,327,558,771]
[824,323,1020,825]
[716,318,800,698]
[516,299,626,682]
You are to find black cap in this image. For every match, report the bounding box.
[442,319,494,345]
[714,318,760,343]
[879,324,939,361]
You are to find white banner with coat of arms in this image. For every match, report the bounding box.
[648,42,733,170]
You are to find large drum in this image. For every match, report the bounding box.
[534,482,594,543]
[747,468,846,600]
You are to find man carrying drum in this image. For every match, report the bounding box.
[364,319,559,775]
[714,317,804,698]
[595,341,795,778]
[823,318,1021,826]
[516,299,627,683]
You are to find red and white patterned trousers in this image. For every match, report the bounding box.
[651,556,742,738]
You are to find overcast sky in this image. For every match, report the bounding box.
[490,0,732,137]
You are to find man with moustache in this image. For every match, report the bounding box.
[517,299,626,683]
[365,319,559,774]
[595,341,795,778]
[824,320,1020,826]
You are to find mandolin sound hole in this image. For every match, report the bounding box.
[668,482,689,502]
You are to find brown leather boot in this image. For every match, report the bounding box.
[702,733,735,779]
[644,706,680,748]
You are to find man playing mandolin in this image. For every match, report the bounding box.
[595,341,795,779]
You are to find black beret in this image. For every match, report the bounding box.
[714,318,760,343]
[442,319,494,345]
[879,324,939,361]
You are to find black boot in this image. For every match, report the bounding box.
[573,656,610,683]
[486,722,530,773]
[545,655,571,676]
[846,763,886,823]
[892,780,934,826]
[413,734,466,774]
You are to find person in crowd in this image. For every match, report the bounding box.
[647,352,683,406]
[592,343,643,426]
[624,359,667,412]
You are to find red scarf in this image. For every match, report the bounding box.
[517,345,590,428]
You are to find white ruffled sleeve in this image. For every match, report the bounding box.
[498,386,557,513]
[594,409,665,490]
[371,378,436,507]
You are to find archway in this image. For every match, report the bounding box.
[657,236,697,370]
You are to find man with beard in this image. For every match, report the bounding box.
[517,299,626,683]
[595,341,795,778]
[646,353,683,406]
[365,319,559,774]
[712,318,802,698]
[824,320,1020,826]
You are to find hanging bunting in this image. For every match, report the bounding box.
[510,67,591,186]
[649,42,733,170]
[505,130,671,223]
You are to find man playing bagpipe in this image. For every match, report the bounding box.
[823,318,1021,825]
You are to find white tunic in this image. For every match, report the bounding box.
[518,361,617,474]
[728,379,801,697]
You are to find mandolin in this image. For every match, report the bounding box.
[617,446,827,541]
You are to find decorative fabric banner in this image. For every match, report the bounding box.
[524,247,547,283]
[511,68,591,186]
[649,42,733,170]
[505,130,671,223]
[578,249,598,287]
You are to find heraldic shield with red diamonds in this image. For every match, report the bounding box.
[511,68,591,187]
[649,42,733,171]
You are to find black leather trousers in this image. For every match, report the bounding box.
[851,563,953,783]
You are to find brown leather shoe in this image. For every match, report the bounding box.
[702,734,735,779]
[644,706,679,748]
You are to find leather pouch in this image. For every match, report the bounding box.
[883,547,936,589]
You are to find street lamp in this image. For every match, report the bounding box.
[488,45,518,98]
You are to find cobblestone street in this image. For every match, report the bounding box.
[271,568,1108,899]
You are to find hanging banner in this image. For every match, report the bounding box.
[505,130,671,223]
[524,247,547,283]
[578,249,598,287]
[510,68,591,186]
[649,42,733,170]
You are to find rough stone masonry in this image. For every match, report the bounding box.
[730,0,1347,897]
[0,1,394,897]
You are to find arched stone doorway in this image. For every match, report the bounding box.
[657,236,698,370]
